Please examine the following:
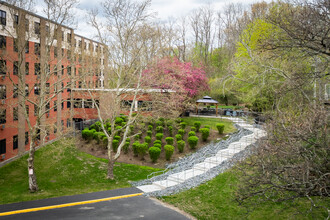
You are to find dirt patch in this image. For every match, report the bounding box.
[76,130,226,169]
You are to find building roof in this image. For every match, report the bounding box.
[196,96,219,104]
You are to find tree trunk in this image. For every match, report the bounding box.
[27,146,38,192]
[107,159,115,180]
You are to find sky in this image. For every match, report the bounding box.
[35,0,267,39]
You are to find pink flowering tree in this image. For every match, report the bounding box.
[142,57,209,117]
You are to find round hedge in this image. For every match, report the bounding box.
[200,128,210,141]
[165,137,174,145]
[194,121,201,132]
[188,136,199,149]
[156,133,164,141]
[177,140,185,153]
[164,145,174,161]
[149,147,161,163]
[175,134,182,141]
[216,123,225,134]
[188,131,196,137]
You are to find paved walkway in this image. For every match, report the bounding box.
[137,117,266,194]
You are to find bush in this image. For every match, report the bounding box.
[204,125,210,129]
[93,132,103,144]
[175,118,182,124]
[175,134,182,141]
[115,117,124,126]
[129,125,134,134]
[148,125,153,131]
[166,120,174,127]
[194,121,201,132]
[144,136,151,146]
[149,147,161,163]
[105,122,111,129]
[188,131,196,137]
[123,141,130,154]
[156,133,163,141]
[137,143,148,158]
[156,120,163,127]
[121,115,128,122]
[103,136,108,147]
[134,134,141,140]
[82,128,89,140]
[190,127,196,132]
[153,140,162,145]
[188,136,199,149]
[165,137,174,145]
[156,126,163,133]
[159,117,165,122]
[126,137,130,143]
[147,130,152,137]
[114,135,121,141]
[180,122,187,129]
[178,129,185,136]
[90,129,96,134]
[200,128,210,141]
[132,141,139,157]
[107,127,111,135]
[164,145,174,161]
[89,124,96,131]
[99,133,107,142]
[112,139,119,152]
[115,126,122,135]
[177,140,185,153]
[153,143,162,149]
[84,130,93,142]
[168,126,173,136]
[216,123,225,134]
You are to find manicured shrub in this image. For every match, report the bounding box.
[137,143,148,158]
[166,120,174,127]
[156,126,163,133]
[99,133,106,141]
[164,145,174,161]
[190,127,196,132]
[165,137,174,145]
[180,122,187,129]
[216,123,225,134]
[148,125,153,131]
[115,117,124,126]
[188,136,199,149]
[93,132,102,143]
[132,141,139,157]
[129,125,134,134]
[168,126,173,136]
[178,129,185,136]
[89,124,96,131]
[126,137,130,143]
[122,122,127,127]
[175,118,182,124]
[123,141,130,154]
[200,128,210,141]
[82,128,89,140]
[153,140,162,145]
[156,133,163,141]
[107,127,111,135]
[177,140,185,153]
[149,147,161,163]
[105,122,111,129]
[121,115,128,122]
[188,131,196,137]
[85,130,94,142]
[134,134,141,140]
[115,126,122,135]
[175,134,182,141]
[94,121,102,131]
[90,129,96,134]
[153,143,162,149]
[114,135,121,141]
[194,121,201,132]
[204,125,210,129]
[144,136,151,146]
[156,120,163,127]
[147,130,152,137]
[112,139,119,152]
[103,136,108,147]
[159,117,165,122]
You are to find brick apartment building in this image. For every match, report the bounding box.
[0,1,106,162]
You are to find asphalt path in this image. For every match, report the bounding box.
[0,187,190,220]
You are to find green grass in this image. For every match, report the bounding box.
[0,138,161,205]
[182,117,236,133]
[162,170,329,220]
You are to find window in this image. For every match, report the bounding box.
[54,47,57,58]
[67,100,71,108]
[67,82,71,92]
[67,33,71,43]
[0,85,6,99]
[26,105,29,116]
[46,83,50,94]
[34,63,40,75]
[84,99,93,108]
[62,82,64,93]
[0,109,6,124]
[67,50,71,60]
[34,104,38,116]
[54,126,57,134]
[46,102,50,112]
[54,100,57,111]
[78,81,82,88]
[13,84,18,98]
[34,84,40,95]
[34,22,40,35]
[61,120,64,130]
[13,107,18,121]
[78,40,81,47]
[14,40,18,52]
[61,101,64,109]
[25,84,29,96]
[25,41,29,53]
[0,60,6,75]
[25,62,29,75]
[0,139,6,154]
[0,10,6,26]
[0,35,5,49]
[61,65,64,75]
[74,99,82,108]
[13,135,18,150]
[14,15,18,26]
[13,61,18,75]
[67,120,71,128]
[67,66,71,75]
[25,132,29,145]
[34,43,40,55]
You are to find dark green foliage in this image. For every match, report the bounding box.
[115,126,122,135]
[149,147,161,163]
[166,120,174,127]
[107,127,111,135]
[164,145,174,161]
[94,121,102,131]
[137,143,148,158]
[89,124,96,131]
[148,125,153,131]
[82,128,89,140]
[102,137,108,147]
[147,130,152,137]
[177,140,185,153]
[134,134,141,141]
[144,136,151,145]
[156,126,163,133]
[93,132,103,144]
[180,122,187,129]
[200,128,210,141]
[194,121,201,132]
[112,140,119,152]
[129,125,134,134]
[121,115,128,122]
[122,122,127,127]
[153,144,162,149]
[216,123,225,134]
[204,125,210,129]
[175,134,182,141]
[99,133,106,142]
[168,126,173,136]
[123,141,130,154]
[175,118,183,124]
[156,133,163,141]
[156,120,163,127]
[165,137,174,145]
[188,136,199,149]
[159,117,165,122]
[105,122,111,130]
[188,131,196,137]
[132,112,137,117]
[114,135,121,141]
[153,140,162,145]
[126,137,130,143]
[178,129,185,136]
[132,141,139,157]
[190,127,196,132]
[90,129,96,134]
[115,117,124,126]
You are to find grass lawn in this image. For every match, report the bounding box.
[182,117,236,134]
[0,138,161,205]
[162,169,329,220]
